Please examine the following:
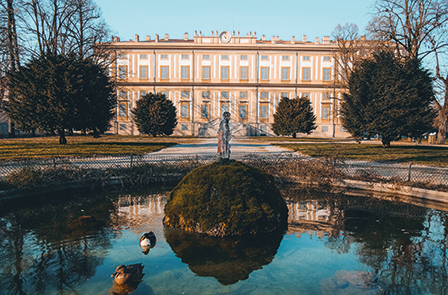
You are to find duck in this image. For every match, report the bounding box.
[139,232,156,254]
[111,263,144,286]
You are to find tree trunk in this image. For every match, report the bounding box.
[436,105,447,145]
[292,133,296,138]
[59,129,67,144]
[381,138,390,148]
[93,128,100,138]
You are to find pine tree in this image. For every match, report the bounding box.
[132,93,177,136]
[272,97,316,137]
[6,53,116,143]
[341,51,436,147]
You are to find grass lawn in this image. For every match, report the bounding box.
[248,136,353,142]
[276,142,448,167]
[0,135,178,161]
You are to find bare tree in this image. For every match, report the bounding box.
[331,23,373,86]
[367,0,448,144]
[20,0,111,61]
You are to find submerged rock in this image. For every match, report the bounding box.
[163,161,288,237]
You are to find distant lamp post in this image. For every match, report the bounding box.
[330,96,339,138]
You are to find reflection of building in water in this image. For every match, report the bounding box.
[287,201,344,239]
[112,194,167,235]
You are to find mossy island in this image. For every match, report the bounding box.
[163,160,288,237]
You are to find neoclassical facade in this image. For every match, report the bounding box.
[108,31,346,137]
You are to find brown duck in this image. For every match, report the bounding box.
[111,263,144,285]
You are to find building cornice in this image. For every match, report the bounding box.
[108,43,338,52]
[118,81,344,89]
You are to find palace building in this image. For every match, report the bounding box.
[108,30,346,137]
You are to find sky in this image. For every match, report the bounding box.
[94,0,377,42]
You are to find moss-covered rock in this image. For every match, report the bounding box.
[163,160,288,237]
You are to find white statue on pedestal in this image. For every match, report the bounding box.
[218,111,231,159]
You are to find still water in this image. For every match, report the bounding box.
[0,187,447,295]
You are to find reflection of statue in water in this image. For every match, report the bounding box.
[218,111,231,159]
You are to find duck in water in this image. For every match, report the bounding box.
[139,232,156,255]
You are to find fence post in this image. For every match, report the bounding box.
[52,156,56,168]
[408,163,413,182]
[130,154,133,168]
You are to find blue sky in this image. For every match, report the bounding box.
[95,0,377,41]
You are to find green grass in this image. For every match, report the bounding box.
[0,135,178,161]
[248,136,353,142]
[276,143,448,167]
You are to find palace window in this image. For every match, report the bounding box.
[221,103,228,115]
[203,54,209,59]
[303,67,310,81]
[261,55,268,60]
[239,105,247,119]
[323,93,330,100]
[221,91,228,99]
[118,66,126,79]
[240,91,247,99]
[221,66,229,80]
[282,55,289,61]
[323,56,331,61]
[322,126,328,132]
[260,104,268,118]
[161,66,168,79]
[281,67,289,80]
[140,54,147,59]
[181,104,189,117]
[221,55,229,60]
[119,104,127,117]
[140,66,147,79]
[119,54,126,59]
[322,106,329,119]
[303,56,310,61]
[140,91,147,97]
[260,92,268,99]
[181,54,189,59]
[181,124,188,130]
[241,55,247,60]
[323,68,331,81]
[202,91,209,98]
[240,67,248,80]
[281,92,288,98]
[202,66,210,80]
[161,54,168,59]
[182,91,189,98]
[202,104,209,118]
[181,66,189,80]
[261,67,269,80]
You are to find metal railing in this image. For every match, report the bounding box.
[1,153,447,186]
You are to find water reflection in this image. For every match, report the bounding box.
[0,187,447,294]
[0,191,118,294]
[165,227,283,285]
[284,188,448,294]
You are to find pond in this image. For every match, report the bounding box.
[0,186,447,295]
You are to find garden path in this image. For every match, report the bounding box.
[149,138,294,157]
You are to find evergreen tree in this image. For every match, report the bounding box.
[132,92,177,136]
[6,53,116,144]
[72,57,116,137]
[272,96,316,137]
[341,51,436,147]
